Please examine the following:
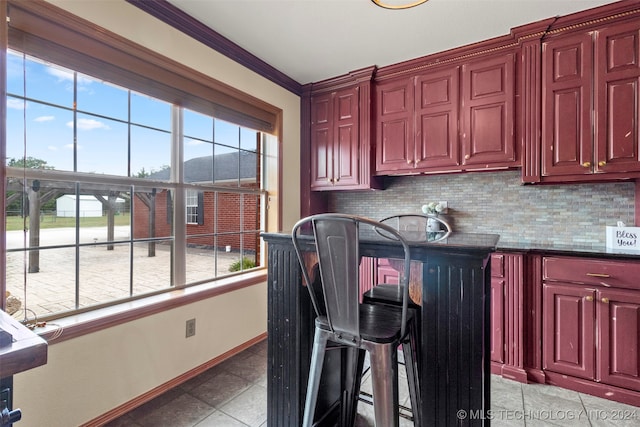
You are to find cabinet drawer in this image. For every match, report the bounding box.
[543,256,640,290]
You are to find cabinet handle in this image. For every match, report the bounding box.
[335,177,339,182]
[407,160,412,165]
[602,297,609,304]
[586,273,610,278]
[582,161,591,168]
[327,178,332,184]
[598,160,606,167]
[585,295,594,302]
[465,154,470,160]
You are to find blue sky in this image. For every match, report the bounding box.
[5,50,258,177]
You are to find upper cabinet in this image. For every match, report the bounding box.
[375,52,518,176]
[461,54,516,169]
[525,10,640,183]
[308,67,382,191]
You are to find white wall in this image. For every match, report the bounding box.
[13,1,301,425]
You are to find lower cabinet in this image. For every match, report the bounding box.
[542,256,640,406]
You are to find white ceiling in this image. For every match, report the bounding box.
[167,0,619,85]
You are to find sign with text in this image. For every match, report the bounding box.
[606,226,640,252]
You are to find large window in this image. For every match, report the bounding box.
[4,47,271,321]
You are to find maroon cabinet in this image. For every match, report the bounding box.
[461,54,516,168]
[540,20,640,182]
[415,67,460,170]
[375,77,414,173]
[375,53,517,176]
[542,256,640,398]
[543,282,596,380]
[490,254,506,365]
[310,87,360,189]
[598,288,640,391]
[308,67,381,191]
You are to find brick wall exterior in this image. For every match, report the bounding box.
[132,189,260,254]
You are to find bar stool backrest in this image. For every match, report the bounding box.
[292,213,412,341]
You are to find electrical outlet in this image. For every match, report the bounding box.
[185,318,196,338]
[439,201,448,213]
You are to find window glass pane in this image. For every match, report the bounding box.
[242,194,261,231]
[6,50,25,97]
[213,144,238,186]
[185,245,216,284]
[77,183,131,240]
[184,154,213,184]
[131,125,171,179]
[239,150,260,188]
[131,186,174,240]
[26,57,74,109]
[240,127,258,152]
[184,109,213,143]
[130,92,171,131]
[79,243,131,307]
[76,113,129,175]
[6,246,77,318]
[132,240,173,294]
[215,119,239,149]
[6,101,74,171]
[76,73,129,121]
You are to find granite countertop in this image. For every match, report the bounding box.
[497,240,640,260]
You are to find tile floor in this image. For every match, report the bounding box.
[105,339,639,426]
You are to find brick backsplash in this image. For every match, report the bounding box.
[328,171,636,246]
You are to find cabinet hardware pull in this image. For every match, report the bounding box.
[586,273,610,278]
[335,177,339,182]
[464,154,470,160]
[585,295,594,301]
[598,160,606,167]
[582,161,591,168]
[601,297,610,304]
[327,179,332,183]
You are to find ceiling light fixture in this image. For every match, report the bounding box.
[371,0,429,10]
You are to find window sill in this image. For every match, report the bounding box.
[33,270,268,344]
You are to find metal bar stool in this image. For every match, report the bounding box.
[292,213,421,427]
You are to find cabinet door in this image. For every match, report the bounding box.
[333,87,360,187]
[461,53,516,167]
[415,67,460,170]
[543,282,595,380]
[594,21,640,174]
[542,32,594,177]
[310,92,334,188]
[597,288,640,391]
[377,258,399,285]
[375,78,414,173]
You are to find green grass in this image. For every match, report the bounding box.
[5,213,131,231]
[229,257,257,272]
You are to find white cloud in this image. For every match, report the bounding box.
[48,145,58,151]
[47,67,74,82]
[35,115,55,123]
[7,98,26,110]
[66,118,110,131]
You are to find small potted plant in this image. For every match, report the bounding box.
[422,202,447,232]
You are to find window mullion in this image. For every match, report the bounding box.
[172,106,186,287]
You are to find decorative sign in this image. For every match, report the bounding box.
[605,226,640,252]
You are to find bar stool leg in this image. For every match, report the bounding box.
[303,329,328,427]
[369,343,400,427]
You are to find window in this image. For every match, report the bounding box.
[3,2,279,323]
[186,190,200,225]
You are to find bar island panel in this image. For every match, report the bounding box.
[262,230,499,426]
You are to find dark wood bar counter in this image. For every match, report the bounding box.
[262,230,499,426]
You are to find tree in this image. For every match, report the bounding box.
[7,156,54,170]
